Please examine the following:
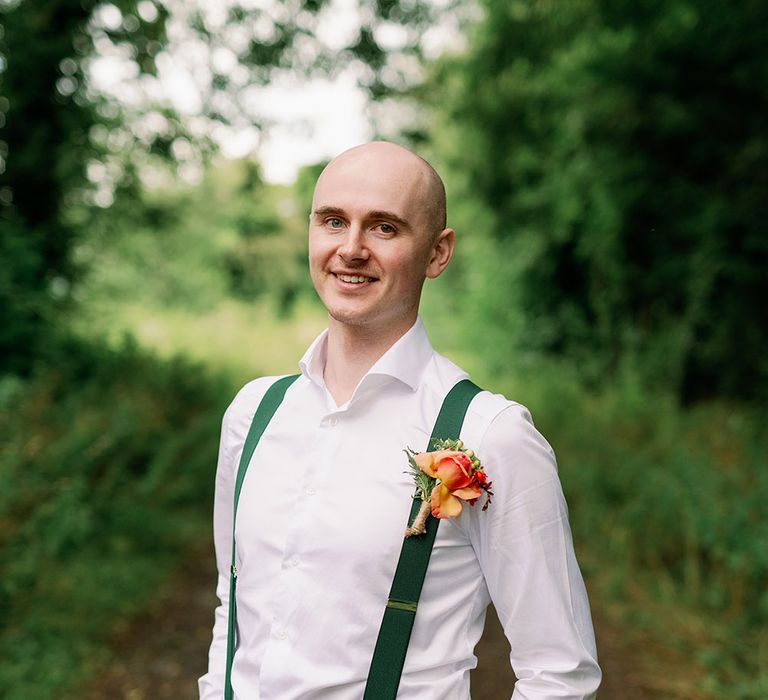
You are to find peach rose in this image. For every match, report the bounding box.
[413,449,483,519]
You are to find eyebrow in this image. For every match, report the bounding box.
[312,206,344,220]
[312,206,412,230]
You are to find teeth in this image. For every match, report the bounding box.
[337,274,371,283]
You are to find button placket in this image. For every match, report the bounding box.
[266,403,341,661]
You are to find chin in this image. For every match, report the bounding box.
[319,292,375,325]
[327,307,376,327]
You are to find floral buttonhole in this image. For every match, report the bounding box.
[404,438,493,538]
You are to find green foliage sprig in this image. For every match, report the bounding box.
[405,448,435,502]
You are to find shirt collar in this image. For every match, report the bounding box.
[299,317,434,393]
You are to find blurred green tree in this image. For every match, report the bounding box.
[0,0,171,372]
[222,161,314,316]
[425,0,768,402]
[0,0,436,373]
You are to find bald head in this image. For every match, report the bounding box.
[308,140,456,337]
[314,141,447,237]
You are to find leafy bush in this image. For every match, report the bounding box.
[0,337,229,699]
[494,363,768,697]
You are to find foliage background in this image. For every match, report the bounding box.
[1,0,766,697]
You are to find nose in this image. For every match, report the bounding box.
[337,224,369,262]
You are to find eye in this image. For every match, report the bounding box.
[375,222,396,236]
[326,217,344,229]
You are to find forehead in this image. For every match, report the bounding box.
[312,149,430,223]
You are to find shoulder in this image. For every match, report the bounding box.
[458,384,560,496]
[461,390,567,535]
[426,349,543,444]
[421,349,471,401]
[222,374,301,449]
[226,374,289,416]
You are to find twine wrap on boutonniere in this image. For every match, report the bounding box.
[404,438,493,537]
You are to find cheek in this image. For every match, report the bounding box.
[308,234,332,269]
[307,247,329,291]
[391,255,429,288]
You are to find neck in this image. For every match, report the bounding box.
[323,315,417,405]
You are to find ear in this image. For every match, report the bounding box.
[425,228,455,279]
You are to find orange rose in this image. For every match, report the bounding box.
[413,450,483,519]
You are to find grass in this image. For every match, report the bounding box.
[71,296,328,384]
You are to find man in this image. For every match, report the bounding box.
[199,141,601,698]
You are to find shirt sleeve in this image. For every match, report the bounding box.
[197,399,238,699]
[466,403,601,699]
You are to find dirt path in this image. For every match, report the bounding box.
[83,544,657,699]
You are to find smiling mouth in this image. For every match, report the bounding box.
[333,273,376,284]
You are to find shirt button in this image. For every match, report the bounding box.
[305,485,316,496]
[288,556,300,568]
[328,416,338,426]
[274,629,287,641]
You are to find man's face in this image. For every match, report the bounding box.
[308,144,451,336]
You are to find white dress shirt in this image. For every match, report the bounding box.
[199,318,601,699]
